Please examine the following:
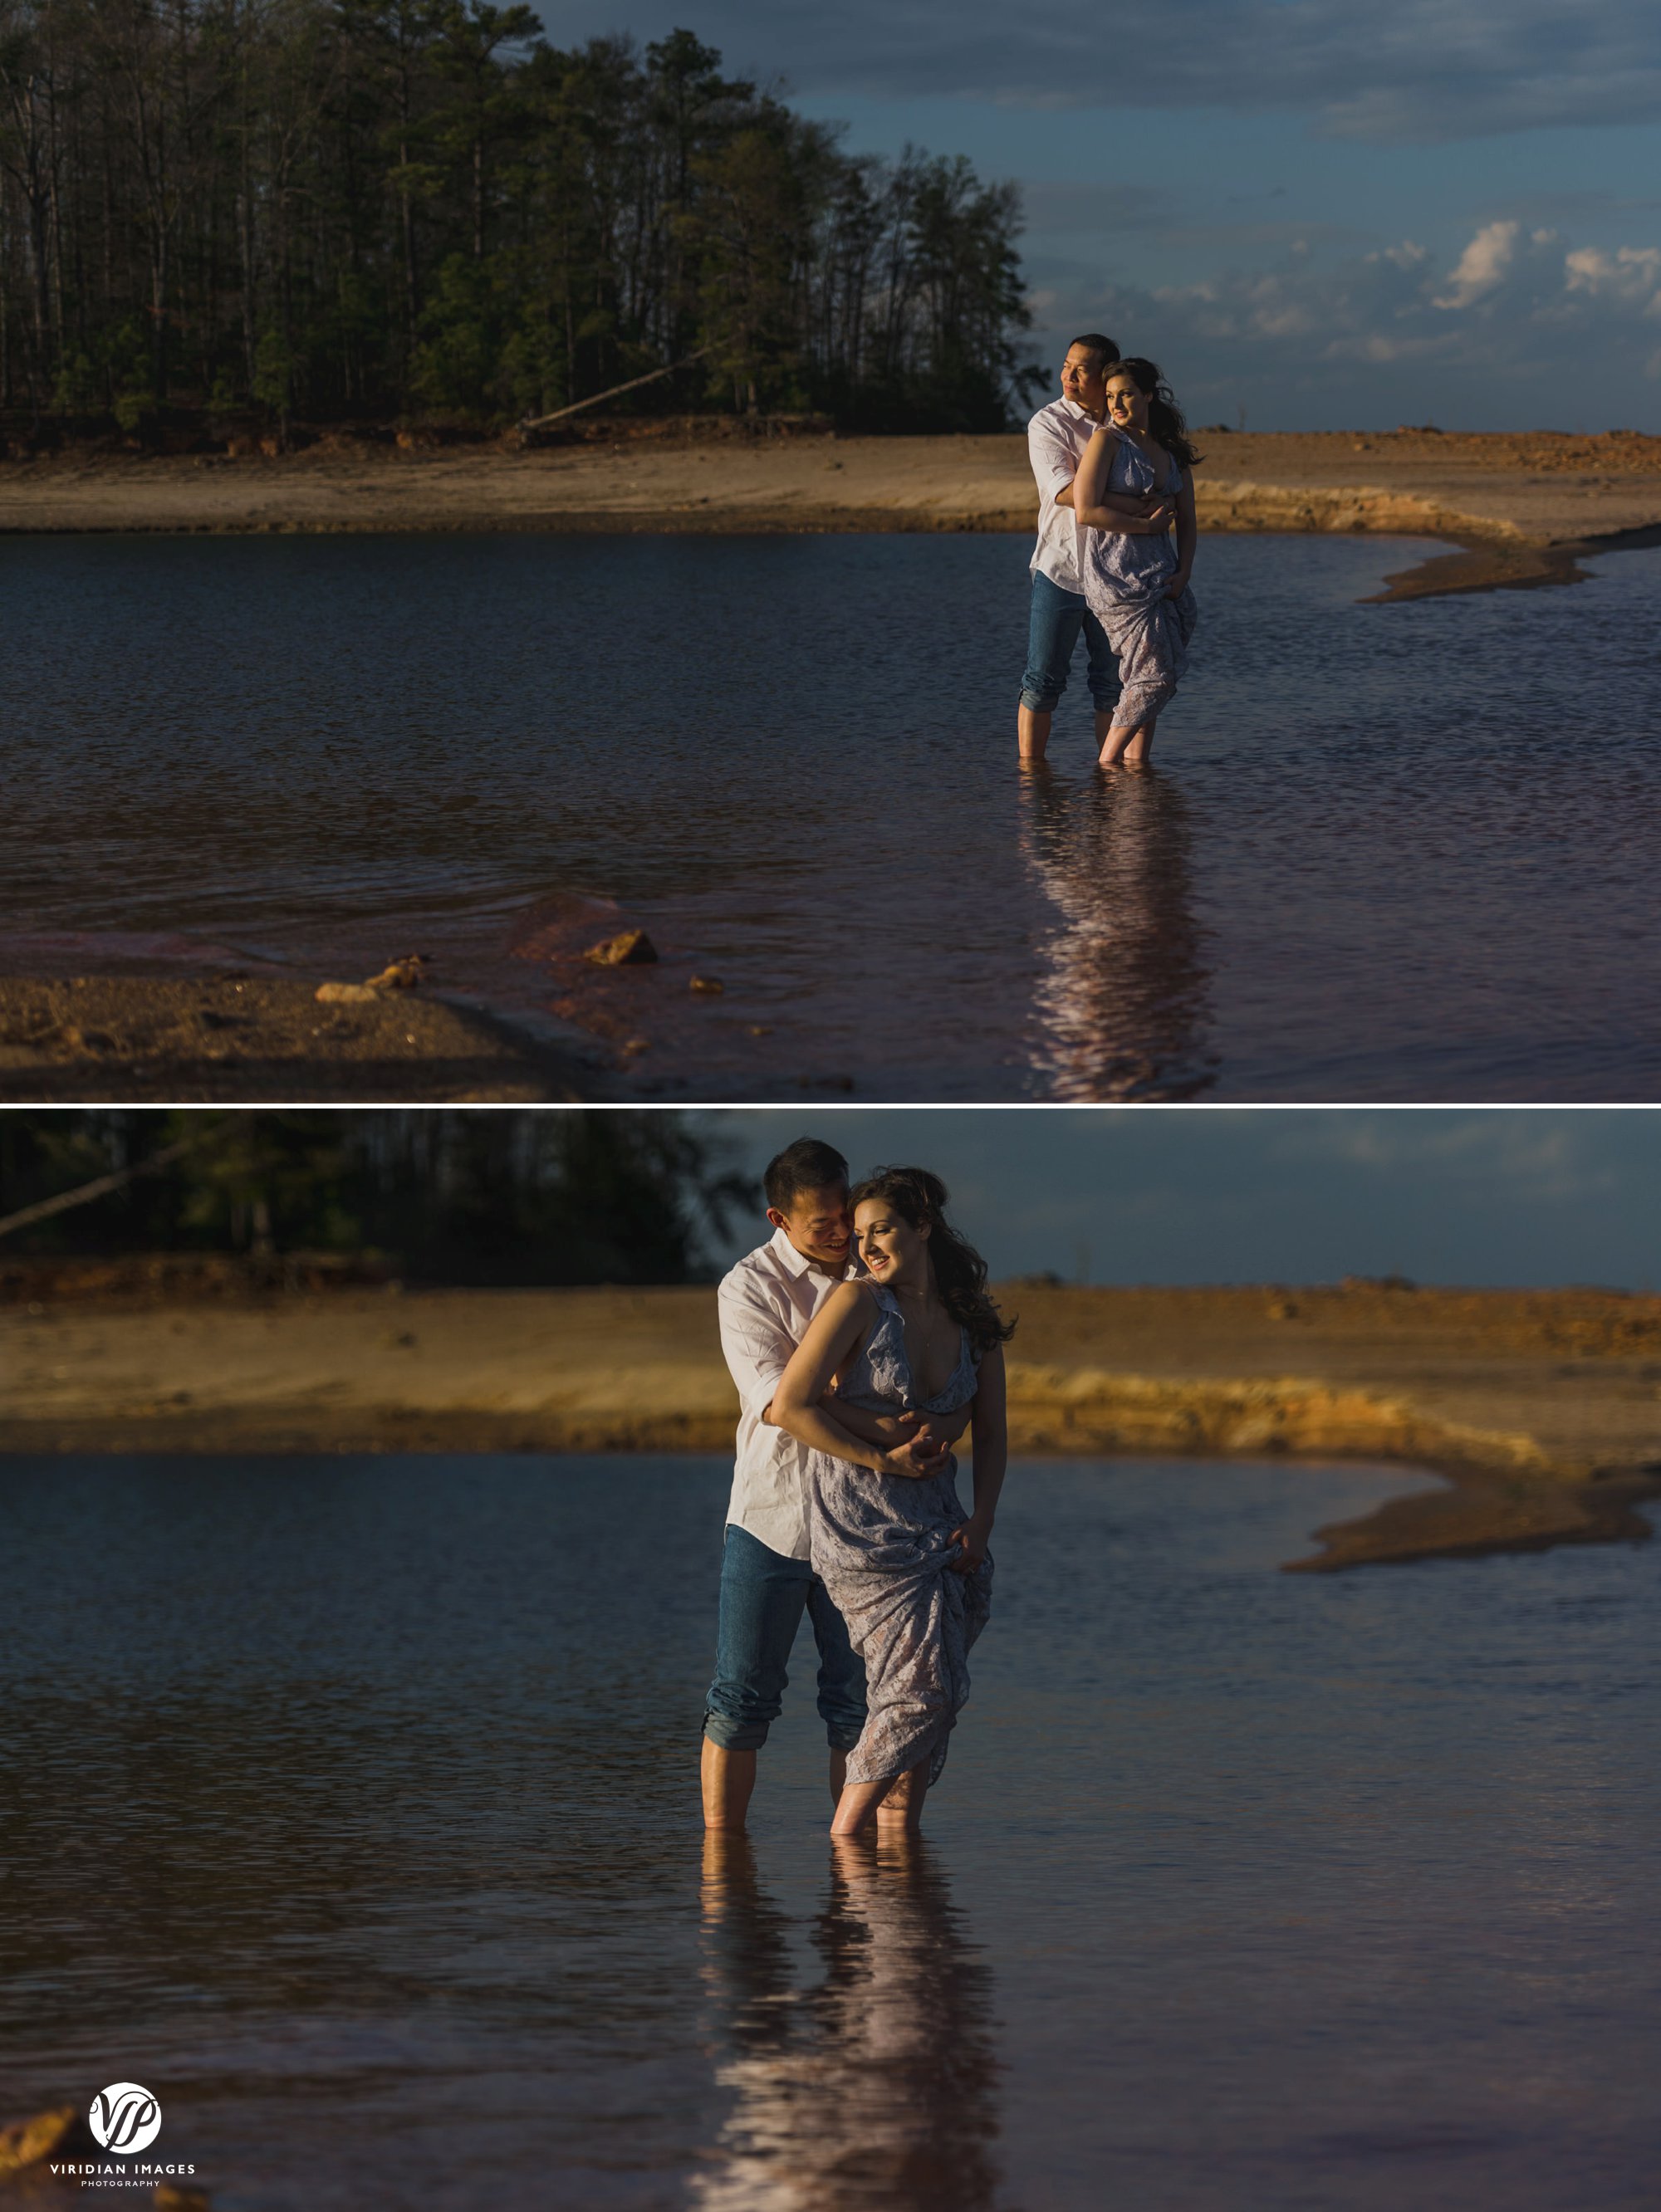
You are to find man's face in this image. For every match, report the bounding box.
[1061,345,1110,416]
[768,1182,853,1271]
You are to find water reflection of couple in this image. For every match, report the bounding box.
[697,1830,998,2211]
[1021,768,1218,1100]
[703,1141,1012,1838]
[1018,340,1203,770]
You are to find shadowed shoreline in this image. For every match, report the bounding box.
[0,976,594,1104]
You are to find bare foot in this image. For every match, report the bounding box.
[1100,719,1155,768]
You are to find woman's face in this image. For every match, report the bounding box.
[1105,375,1149,433]
[855,1197,931,1287]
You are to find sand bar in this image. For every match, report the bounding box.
[4,1275,1656,1570]
[5,428,1661,599]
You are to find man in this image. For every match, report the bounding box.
[1018,332,1162,765]
[702,1137,968,1830]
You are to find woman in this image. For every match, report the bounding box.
[1072,355,1201,768]
[772,1167,1012,1838]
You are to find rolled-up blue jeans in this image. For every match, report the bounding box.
[703,1524,867,1753]
[1020,565,1120,715]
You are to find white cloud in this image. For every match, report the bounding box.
[1564,245,1661,307]
[1027,212,1661,424]
[1432,219,1520,309]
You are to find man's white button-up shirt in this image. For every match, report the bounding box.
[717,1226,857,1560]
[1027,394,1102,592]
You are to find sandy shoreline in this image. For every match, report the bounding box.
[4,1277,1656,1571]
[6,428,1661,599]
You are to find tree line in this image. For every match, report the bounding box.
[0,9,1040,433]
[0,1110,755,1282]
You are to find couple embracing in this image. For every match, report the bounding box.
[1020,337,1203,769]
[702,1138,1012,1838]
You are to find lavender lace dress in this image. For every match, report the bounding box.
[1080,428,1198,728]
[807,1287,992,1790]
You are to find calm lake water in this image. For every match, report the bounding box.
[2,1453,1656,2211]
[5,532,1661,1099]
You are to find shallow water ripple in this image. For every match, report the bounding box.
[4,534,1660,1097]
[1,1455,1657,2209]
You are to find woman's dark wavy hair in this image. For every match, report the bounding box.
[1109,355,1203,470]
[850,1167,1015,1355]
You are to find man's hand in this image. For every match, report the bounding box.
[880,1417,954,1479]
[1100,489,1167,521]
[1061,486,1164,518]
[871,1407,958,1450]
[904,1408,967,1454]
[1100,498,1174,536]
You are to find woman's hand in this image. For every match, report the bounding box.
[947,1514,993,1573]
[1164,569,1192,599]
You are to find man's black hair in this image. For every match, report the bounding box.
[1069,332,1120,367]
[764,1138,850,1214]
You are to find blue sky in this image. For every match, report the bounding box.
[698,1111,1661,1288]
[551,0,1661,428]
